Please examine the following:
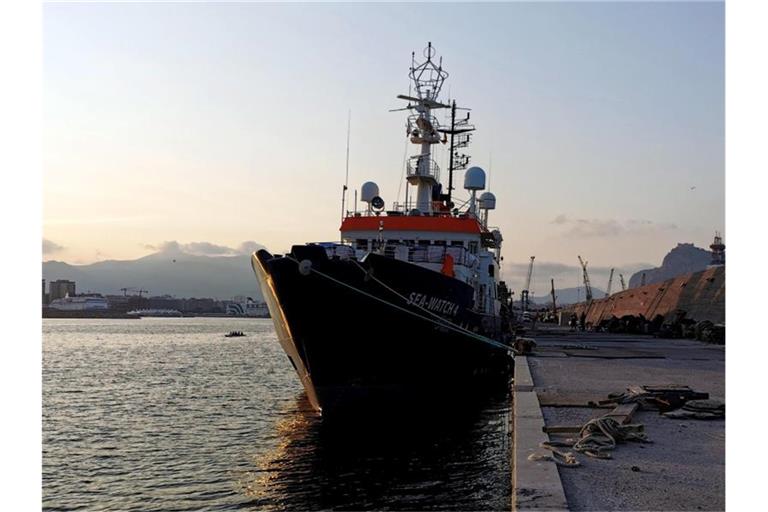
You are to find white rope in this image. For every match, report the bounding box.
[350,259,505,347]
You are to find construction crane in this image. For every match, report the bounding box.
[550,278,557,316]
[520,256,535,312]
[605,268,615,297]
[619,274,626,291]
[577,255,593,302]
[120,287,135,296]
[136,289,149,298]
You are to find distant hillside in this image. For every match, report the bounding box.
[43,244,266,300]
[628,243,712,288]
[532,286,607,307]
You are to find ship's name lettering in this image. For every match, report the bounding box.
[407,292,460,316]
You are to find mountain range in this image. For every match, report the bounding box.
[532,286,607,306]
[43,244,265,300]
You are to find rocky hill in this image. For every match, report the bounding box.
[628,243,713,288]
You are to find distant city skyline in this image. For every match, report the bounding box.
[44,2,724,293]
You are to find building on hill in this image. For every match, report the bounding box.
[709,232,725,267]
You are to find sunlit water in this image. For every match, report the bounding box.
[43,318,511,511]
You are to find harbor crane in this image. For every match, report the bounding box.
[605,268,615,297]
[520,256,535,312]
[619,274,627,291]
[550,278,557,316]
[136,289,149,298]
[577,255,593,302]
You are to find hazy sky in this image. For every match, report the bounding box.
[43,2,724,296]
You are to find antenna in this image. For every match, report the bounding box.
[488,151,492,191]
[340,110,351,236]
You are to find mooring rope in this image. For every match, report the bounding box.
[349,259,507,348]
[283,255,512,353]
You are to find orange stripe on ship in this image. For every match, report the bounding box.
[340,216,482,234]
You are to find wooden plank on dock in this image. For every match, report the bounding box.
[604,403,639,424]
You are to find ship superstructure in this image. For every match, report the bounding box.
[251,44,513,414]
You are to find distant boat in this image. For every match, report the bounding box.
[126,309,183,317]
[224,330,246,338]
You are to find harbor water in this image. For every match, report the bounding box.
[43,317,512,511]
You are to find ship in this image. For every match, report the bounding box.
[251,43,515,414]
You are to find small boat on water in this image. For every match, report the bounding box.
[225,330,246,338]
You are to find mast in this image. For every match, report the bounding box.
[550,278,557,315]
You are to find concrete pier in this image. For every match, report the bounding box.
[512,328,724,511]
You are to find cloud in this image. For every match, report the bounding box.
[237,241,267,254]
[551,215,677,238]
[43,238,64,254]
[183,241,237,256]
[147,240,266,257]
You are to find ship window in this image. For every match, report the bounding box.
[433,240,446,246]
[488,265,494,277]
[469,241,478,254]
[356,239,368,251]
[451,240,464,247]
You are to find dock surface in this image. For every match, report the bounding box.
[512,328,724,511]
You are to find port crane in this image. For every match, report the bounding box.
[550,278,557,316]
[577,255,593,302]
[120,287,149,298]
[605,268,615,297]
[520,256,535,312]
[619,274,626,291]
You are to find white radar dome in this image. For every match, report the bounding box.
[464,167,486,191]
[479,192,496,210]
[360,182,380,203]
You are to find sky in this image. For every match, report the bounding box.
[43,1,724,297]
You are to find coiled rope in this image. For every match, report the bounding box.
[283,255,512,353]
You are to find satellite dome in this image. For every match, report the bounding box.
[479,191,496,210]
[464,167,486,191]
[360,182,380,203]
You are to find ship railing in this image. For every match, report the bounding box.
[317,242,356,260]
[382,243,477,268]
[406,114,443,144]
[406,156,440,183]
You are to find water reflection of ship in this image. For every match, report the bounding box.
[237,391,511,511]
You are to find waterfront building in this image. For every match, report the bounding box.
[49,280,76,302]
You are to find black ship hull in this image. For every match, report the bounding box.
[252,246,513,414]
